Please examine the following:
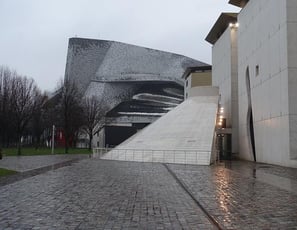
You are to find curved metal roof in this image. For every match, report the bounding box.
[65,37,209,92]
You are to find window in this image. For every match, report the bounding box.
[186,80,188,87]
[255,65,259,77]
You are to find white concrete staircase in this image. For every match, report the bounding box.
[98,93,219,165]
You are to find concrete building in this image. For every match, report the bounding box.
[206,12,239,158]
[183,66,212,99]
[207,0,297,168]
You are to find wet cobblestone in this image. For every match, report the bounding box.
[1,157,297,229]
[0,159,215,229]
[168,162,297,229]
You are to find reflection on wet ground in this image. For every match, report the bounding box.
[168,161,297,229]
[223,160,297,194]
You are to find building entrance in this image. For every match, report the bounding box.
[217,133,232,160]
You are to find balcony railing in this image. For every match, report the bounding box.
[92,148,213,165]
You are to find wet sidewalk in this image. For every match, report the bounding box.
[168,161,297,229]
[0,157,297,229]
[0,159,216,229]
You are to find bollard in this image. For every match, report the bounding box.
[0,148,2,160]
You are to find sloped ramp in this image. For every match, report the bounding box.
[101,95,219,165]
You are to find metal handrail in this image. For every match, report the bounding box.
[92,147,213,165]
[93,147,213,153]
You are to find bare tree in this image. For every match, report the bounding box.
[31,90,48,149]
[59,78,84,153]
[0,67,17,147]
[82,96,106,150]
[10,76,38,155]
[41,90,61,149]
[0,67,3,144]
[0,66,45,152]
[0,67,4,147]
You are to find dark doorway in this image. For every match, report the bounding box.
[249,109,256,161]
[105,126,137,147]
[246,67,256,162]
[104,123,149,147]
[217,134,232,160]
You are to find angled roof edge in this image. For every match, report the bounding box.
[182,65,212,79]
[228,0,249,8]
[205,13,238,45]
[68,37,207,65]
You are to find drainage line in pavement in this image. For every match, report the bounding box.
[163,163,223,230]
[0,158,81,187]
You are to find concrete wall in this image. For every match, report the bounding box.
[287,0,297,160]
[191,72,212,87]
[212,27,232,127]
[212,26,239,153]
[184,72,212,98]
[231,28,239,154]
[237,0,297,167]
[92,128,105,148]
[188,86,219,97]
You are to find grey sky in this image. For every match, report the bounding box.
[0,0,239,91]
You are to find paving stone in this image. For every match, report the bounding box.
[2,156,297,229]
[0,159,215,229]
[168,161,297,229]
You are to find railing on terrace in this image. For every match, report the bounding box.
[92,147,214,165]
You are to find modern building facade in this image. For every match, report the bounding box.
[206,13,239,155]
[64,37,209,148]
[207,0,297,168]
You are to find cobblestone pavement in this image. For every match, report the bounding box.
[0,159,215,230]
[168,161,297,229]
[1,158,297,229]
[223,160,297,194]
[0,154,88,172]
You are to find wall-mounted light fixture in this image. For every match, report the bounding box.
[217,106,224,128]
[229,22,239,28]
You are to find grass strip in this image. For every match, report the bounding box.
[0,168,17,177]
[2,147,92,156]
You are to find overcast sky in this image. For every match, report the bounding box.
[0,0,239,92]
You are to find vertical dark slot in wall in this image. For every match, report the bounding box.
[246,67,256,162]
